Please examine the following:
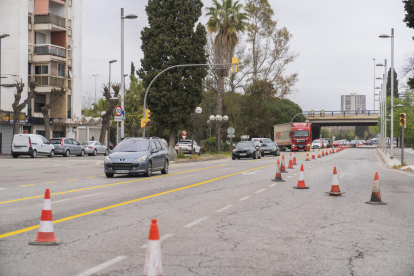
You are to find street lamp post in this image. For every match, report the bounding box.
[93,74,99,104]
[376,61,387,152]
[121,8,138,140]
[393,104,404,165]
[379,29,395,158]
[190,107,202,155]
[209,114,228,151]
[108,60,117,146]
[373,58,376,111]
[0,34,10,111]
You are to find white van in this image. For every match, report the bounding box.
[12,134,55,158]
[251,138,273,146]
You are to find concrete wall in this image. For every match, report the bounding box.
[71,0,82,120]
[49,1,65,17]
[0,0,29,113]
[51,31,66,47]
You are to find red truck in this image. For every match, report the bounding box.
[274,123,313,152]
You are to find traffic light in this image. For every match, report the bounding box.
[321,110,325,117]
[232,57,238,73]
[141,118,147,128]
[145,109,151,122]
[400,113,406,128]
[311,110,314,117]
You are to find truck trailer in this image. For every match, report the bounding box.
[274,122,313,152]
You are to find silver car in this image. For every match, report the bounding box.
[50,137,85,157]
[82,141,109,156]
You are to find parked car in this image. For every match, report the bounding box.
[11,134,55,158]
[174,140,201,154]
[350,140,357,147]
[311,140,323,149]
[332,141,340,148]
[82,141,109,156]
[104,137,169,178]
[232,141,261,160]
[313,139,326,148]
[108,141,116,150]
[49,138,85,157]
[260,141,280,156]
[321,138,332,148]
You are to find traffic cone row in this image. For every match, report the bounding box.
[272,161,286,182]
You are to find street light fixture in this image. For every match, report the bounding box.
[93,74,99,104]
[121,8,138,140]
[209,114,229,151]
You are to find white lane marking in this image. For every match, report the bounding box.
[339,173,345,179]
[75,255,127,276]
[184,217,208,228]
[0,187,5,190]
[255,189,266,194]
[242,170,262,175]
[40,193,102,205]
[173,174,197,180]
[269,183,278,187]
[140,233,175,248]
[239,196,251,201]
[293,173,298,175]
[287,176,292,178]
[215,205,232,212]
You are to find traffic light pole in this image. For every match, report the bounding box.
[401,126,404,166]
[141,62,236,138]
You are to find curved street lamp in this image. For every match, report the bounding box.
[209,114,229,151]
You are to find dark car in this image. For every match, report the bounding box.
[104,137,169,178]
[232,141,261,160]
[260,142,280,157]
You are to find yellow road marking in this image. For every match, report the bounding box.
[67,179,77,181]
[0,165,227,205]
[45,181,57,184]
[20,184,35,187]
[85,176,95,179]
[0,163,272,240]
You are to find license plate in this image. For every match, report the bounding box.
[115,170,129,173]
[240,153,246,156]
[14,146,21,149]
[298,146,304,148]
[264,151,270,153]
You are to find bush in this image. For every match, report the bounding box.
[177,153,186,159]
[202,137,217,152]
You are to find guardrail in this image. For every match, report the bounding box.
[303,110,379,117]
[34,14,66,28]
[34,44,66,58]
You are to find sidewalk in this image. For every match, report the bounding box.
[376,147,414,172]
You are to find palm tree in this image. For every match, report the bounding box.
[206,0,248,145]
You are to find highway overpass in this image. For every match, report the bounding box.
[303,110,379,127]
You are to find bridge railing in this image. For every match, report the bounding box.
[303,110,379,117]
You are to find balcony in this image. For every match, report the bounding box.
[33,44,66,63]
[34,75,65,92]
[34,14,66,31]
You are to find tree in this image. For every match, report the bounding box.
[385,95,414,147]
[320,128,331,139]
[41,87,66,140]
[386,68,399,98]
[138,0,208,147]
[403,0,414,40]
[125,69,144,137]
[82,98,107,118]
[99,84,120,144]
[206,0,249,141]
[355,126,366,139]
[12,81,37,135]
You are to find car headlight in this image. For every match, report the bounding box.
[307,144,310,147]
[133,156,147,162]
[105,156,111,163]
[232,149,237,152]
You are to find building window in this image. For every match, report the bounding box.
[28,63,32,75]
[67,95,71,118]
[58,63,65,77]
[35,65,48,75]
[35,32,46,44]
[34,94,46,113]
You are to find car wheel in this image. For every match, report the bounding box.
[48,150,54,158]
[144,161,152,177]
[78,149,84,157]
[105,173,114,178]
[31,150,37,158]
[237,157,240,159]
[93,149,97,156]
[104,149,109,156]
[161,160,169,174]
[232,157,236,160]
[64,150,70,157]
[12,154,18,158]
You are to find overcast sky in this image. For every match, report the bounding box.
[82,0,414,112]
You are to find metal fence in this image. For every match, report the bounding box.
[34,76,65,87]
[303,110,379,117]
[34,14,66,28]
[34,44,66,58]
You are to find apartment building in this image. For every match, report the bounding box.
[0,0,82,154]
[340,93,366,112]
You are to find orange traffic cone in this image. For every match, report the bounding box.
[365,172,387,205]
[272,162,286,182]
[305,153,311,161]
[329,150,332,154]
[331,149,335,154]
[322,150,325,157]
[312,149,315,159]
[281,155,288,173]
[293,152,297,165]
[29,189,62,245]
[143,219,164,276]
[325,167,345,196]
[293,164,309,189]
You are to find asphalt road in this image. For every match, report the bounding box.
[0,147,413,276]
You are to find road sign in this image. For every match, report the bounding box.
[115,106,122,117]
[115,116,122,122]
[182,130,187,135]
[182,135,187,140]
[227,135,235,138]
[122,110,125,121]
[240,135,249,139]
[227,127,235,135]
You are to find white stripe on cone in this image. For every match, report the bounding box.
[42,199,52,210]
[298,170,304,181]
[143,240,163,276]
[332,173,339,185]
[39,220,54,233]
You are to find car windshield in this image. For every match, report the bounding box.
[236,141,255,149]
[264,142,276,147]
[292,131,308,137]
[313,141,321,144]
[114,140,149,152]
[82,142,94,145]
[50,139,62,144]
